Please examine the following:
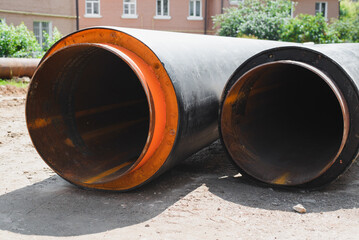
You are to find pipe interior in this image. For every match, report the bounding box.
[27,45,150,184]
[223,62,345,185]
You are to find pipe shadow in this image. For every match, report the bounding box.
[201,143,359,214]
[0,141,358,237]
[0,164,201,237]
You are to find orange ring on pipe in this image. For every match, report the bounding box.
[28,28,179,191]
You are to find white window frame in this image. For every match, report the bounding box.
[290,1,295,18]
[85,0,101,18]
[187,0,203,20]
[229,0,243,5]
[33,21,52,49]
[315,2,328,19]
[154,0,171,19]
[122,0,138,19]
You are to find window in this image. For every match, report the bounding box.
[290,1,295,18]
[123,0,137,18]
[155,0,170,19]
[229,0,243,5]
[188,0,202,20]
[33,21,52,49]
[85,0,100,17]
[315,2,327,19]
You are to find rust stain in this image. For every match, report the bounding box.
[64,138,75,147]
[272,172,290,185]
[28,118,52,129]
[84,161,133,184]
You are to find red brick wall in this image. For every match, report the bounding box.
[80,0,221,34]
[79,0,339,35]
[294,0,339,20]
[0,0,76,35]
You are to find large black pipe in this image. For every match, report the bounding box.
[26,27,290,191]
[220,44,359,188]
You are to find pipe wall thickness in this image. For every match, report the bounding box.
[26,27,290,191]
[220,44,359,188]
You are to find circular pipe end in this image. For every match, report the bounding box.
[26,30,178,191]
[221,61,349,186]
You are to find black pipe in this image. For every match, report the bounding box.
[219,44,359,188]
[26,27,290,191]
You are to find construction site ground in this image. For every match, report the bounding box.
[0,85,358,240]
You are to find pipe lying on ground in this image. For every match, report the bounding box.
[0,58,40,78]
[220,44,359,188]
[26,27,289,191]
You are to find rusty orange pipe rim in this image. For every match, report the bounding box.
[26,29,178,191]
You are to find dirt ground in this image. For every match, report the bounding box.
[0,87,358,240]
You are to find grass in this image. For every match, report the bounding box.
[0,79,29,88]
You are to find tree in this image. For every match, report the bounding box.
[280,14,339,43]
[42,27,63,52]
[329,17,359,42]
[213,0,293,40]
[339,0,359,20]
[329,0,359,43]
[0,22,41,57]
[0,22,63,58]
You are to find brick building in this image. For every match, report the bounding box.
[294,0,339,20]
[0,0,340,41]
[80,0,339,35]
[0,0,77,45]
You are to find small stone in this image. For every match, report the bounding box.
[293,204,306,213]
[145,224,150,227]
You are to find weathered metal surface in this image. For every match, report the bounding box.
[219,44,359,188]
[26,27,291,191]
[0,58,40,78]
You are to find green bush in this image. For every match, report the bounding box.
[329,0,359,43]
[0,22,63,58]
[280,14,339,43]
[213,0,293,40]
[42,27,63,52]
[329,18,359,43]
[340,0,359,20]
[0,22,42,58]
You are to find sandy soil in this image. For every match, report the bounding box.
[0,88,358,240]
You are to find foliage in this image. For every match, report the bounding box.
[213,0,358,43]
[42,27,62,52]
[329,0,359,43]
[281,14,339,43]
[0,22,42,58]
[0,22,63,58]
[340,0,359,20]
[213,0,293,40]
[0,79,28,88]
[329,17,359,42]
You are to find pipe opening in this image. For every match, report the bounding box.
[27,44,152,184]
[221,62,348,185]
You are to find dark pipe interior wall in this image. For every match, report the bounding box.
[27,45,149,184]
[225,63,343,185]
